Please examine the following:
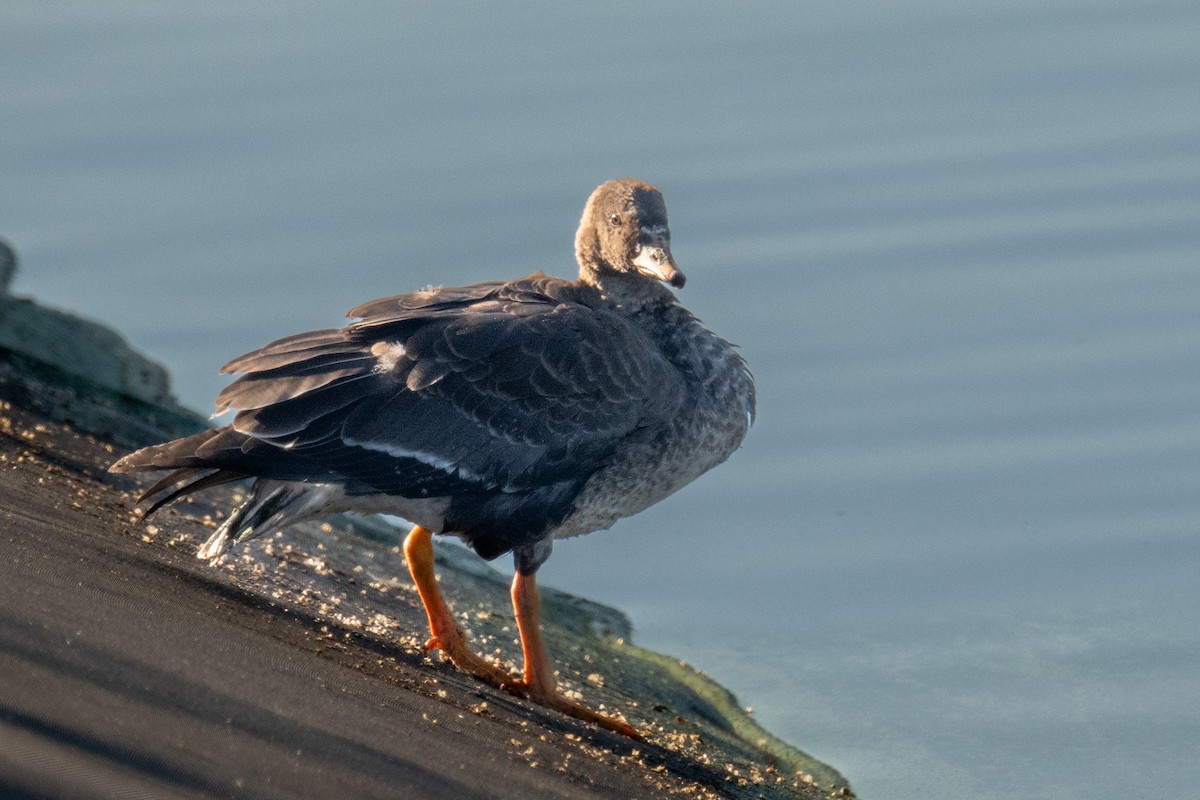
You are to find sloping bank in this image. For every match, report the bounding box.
[0,241,853,800]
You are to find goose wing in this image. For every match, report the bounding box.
[214,276,686,498]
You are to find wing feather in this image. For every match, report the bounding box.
[207,274,685,497]
[215,352,376,414]
[231,373,377,439]
[220,329,346,374]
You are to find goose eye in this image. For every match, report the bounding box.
[608,213,621,226]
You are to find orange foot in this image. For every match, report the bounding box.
[427,630,639,737]
[423,626,514,690]
[404,525,641,739]
[511,678,641,739]
[510,569,641,739]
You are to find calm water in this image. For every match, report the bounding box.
[5,3,1200,797]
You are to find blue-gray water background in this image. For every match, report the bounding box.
[5,3,1199,797]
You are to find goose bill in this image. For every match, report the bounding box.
[632,244,686,288]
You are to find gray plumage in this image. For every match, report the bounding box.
[112,178,755,575]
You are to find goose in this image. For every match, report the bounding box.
[112,178,755,737]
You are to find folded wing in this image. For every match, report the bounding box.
[211,275,686,499]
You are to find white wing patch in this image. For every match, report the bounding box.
[342,434,489,486]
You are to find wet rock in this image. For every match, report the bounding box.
[0,240,852,799]
[0,241,206,446]
[0,239,15,294]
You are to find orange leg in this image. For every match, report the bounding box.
[402,525,512,688]
[511,570,640,739]
[403,525,639,738]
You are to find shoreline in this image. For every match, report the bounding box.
[0,263,851,799]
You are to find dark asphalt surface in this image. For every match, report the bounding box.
[0,401,720,800]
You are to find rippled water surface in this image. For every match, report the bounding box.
[5,3,1199,798]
